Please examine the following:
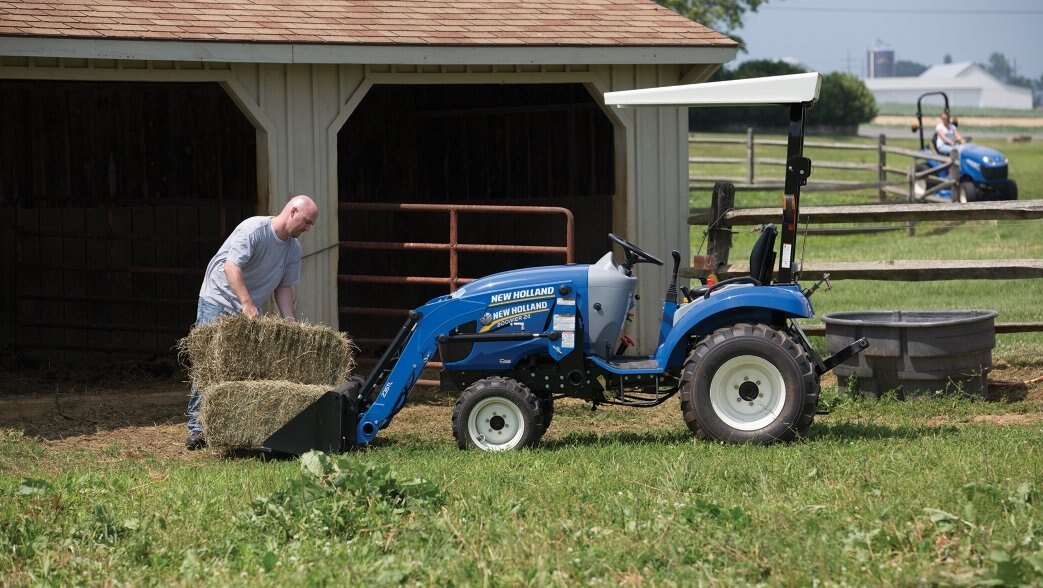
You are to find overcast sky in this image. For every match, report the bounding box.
[731,0,1043,81]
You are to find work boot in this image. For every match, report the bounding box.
[185,431,206,450]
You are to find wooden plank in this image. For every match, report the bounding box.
[757,138,878,151]
[690,179,908,192]
[755,157,877,171]
[689,156,746,164]
[882,145,934,159]
[688,200,1043,226]
[680,259,1043,281]
[800,322,1043,337]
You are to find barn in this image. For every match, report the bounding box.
[0,1,737,361]
[865,62,1033,110]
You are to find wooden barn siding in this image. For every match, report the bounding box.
[602,63,691,350]
[0,78,258,355]
[2,59,697,353]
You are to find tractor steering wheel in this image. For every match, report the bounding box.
[608,233,664,273]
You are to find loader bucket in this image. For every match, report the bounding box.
[260,378,360,455]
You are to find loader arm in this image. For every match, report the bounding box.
[355,296,489,444]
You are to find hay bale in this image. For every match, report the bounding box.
[178,315,356,391]
[200,380,329,450]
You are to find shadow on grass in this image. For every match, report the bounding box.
[542,420,959,449]
[803,420,958,442]
[540,429,696,450]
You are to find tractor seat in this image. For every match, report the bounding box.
[687,224,777,300]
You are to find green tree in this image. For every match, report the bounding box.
[810,72,877,128]
[985,52,1012,82]
[656,0,767,47]
[689,62,877,133]
[894,60,927,77]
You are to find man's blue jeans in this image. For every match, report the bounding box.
[186,298,233,433]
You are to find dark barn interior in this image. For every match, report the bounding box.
[0,80,257,361]
[337,83,616,354]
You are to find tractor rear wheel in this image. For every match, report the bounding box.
[680,323,818,444]
[452,377,544,451]
[911,163,929,199]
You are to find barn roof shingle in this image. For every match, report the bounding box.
[0,0,736,48]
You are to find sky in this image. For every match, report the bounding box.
[731,0,1043,82]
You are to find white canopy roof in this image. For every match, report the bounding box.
[604,72,822,107]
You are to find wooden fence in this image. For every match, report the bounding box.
[689,129,960,202]
[685,183,1043,335]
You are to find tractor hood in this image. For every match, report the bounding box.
[450,264,589,300]
[960,143,1007,169]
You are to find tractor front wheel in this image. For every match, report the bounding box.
[958,180,979,203]
[680,323,818,444]
[452,377,544,451]
[1005,179,1018,200]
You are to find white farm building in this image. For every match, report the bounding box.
[865,62,1032,110]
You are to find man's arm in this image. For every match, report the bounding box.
[224,261,260,317]
[274,285,296,322]
[936,122,954,145]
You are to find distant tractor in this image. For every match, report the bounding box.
[910,92,1017,202]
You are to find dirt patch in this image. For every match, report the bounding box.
[3,360,1041,457]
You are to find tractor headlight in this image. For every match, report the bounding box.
[982,155,992,164]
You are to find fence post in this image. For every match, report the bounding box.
[746,127,755,185]
[951,151,962,202]
[878,134,887,202]
[906,160,917,237]
[706,182,735,275]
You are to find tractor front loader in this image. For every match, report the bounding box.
[260,72,869,455]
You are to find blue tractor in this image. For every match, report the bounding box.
[911,91,1018,202]
[258,74,869,455]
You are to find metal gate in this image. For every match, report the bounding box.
[337,202,575,384]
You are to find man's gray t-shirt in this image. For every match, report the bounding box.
[199,216,302,313]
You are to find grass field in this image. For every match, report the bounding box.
[874,102,1043,119]
[2,134,1042,586]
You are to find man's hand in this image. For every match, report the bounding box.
[242,301,261,317]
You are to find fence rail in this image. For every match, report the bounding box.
[689,128,961,202]
[685,183,1043,335]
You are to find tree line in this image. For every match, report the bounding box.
[687,60,878,133]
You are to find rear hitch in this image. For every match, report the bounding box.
[818,337,870,375]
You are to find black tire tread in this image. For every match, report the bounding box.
[679,323,818,444]
[451,376,544,450]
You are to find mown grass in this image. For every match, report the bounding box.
[2,133,1041,586]
[3,394,1043,586]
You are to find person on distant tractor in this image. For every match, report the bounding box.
[935,111,965,155]
[184,194,319,450]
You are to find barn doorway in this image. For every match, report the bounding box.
[337,83,615,354]
[0,80,257,361]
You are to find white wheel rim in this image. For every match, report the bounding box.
[709,355,787,432]
[467,397,526,451]
[913,178,926,199]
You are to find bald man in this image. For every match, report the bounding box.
[186,195,319,450]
